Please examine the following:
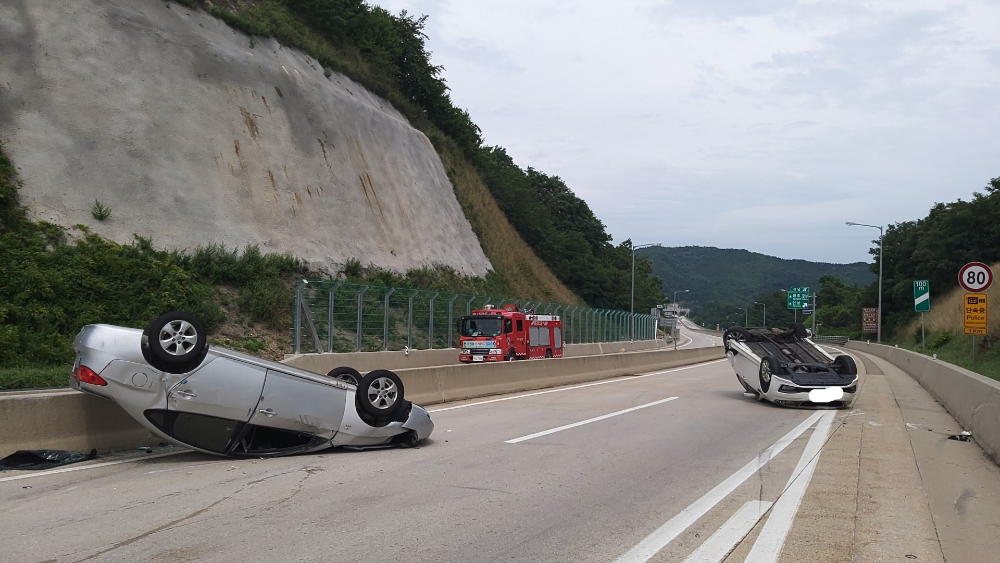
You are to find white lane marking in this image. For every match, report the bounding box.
[613,411,825,563]
[744,410,836,562]
[505,397,678,444]
[681,500,773,563]
[427,360,726,413]
[0,451,190,483]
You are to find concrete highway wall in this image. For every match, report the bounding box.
[0,345,721,457]
[846,341,1000,466]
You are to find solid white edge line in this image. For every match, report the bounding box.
[612,410,825,563]
[0,451,190,483]
[427,359,726,413]
[744,410,836,562]
[505,397,678,444]
[681,500,774,563]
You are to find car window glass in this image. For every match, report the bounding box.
[145,409,239,453]
[504,319,513,334]
[516,320,523,332]
[554,327,562,349]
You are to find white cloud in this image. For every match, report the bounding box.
[371,0,1000,263]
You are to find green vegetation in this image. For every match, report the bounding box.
[90,200,112,221]
[170,0,663,311]
[893,329,1000,383]
[0,365,72,391]
[876,177,1000,336]
[647,246,872,330]
[0,139,307,373]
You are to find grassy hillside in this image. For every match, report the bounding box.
[641,246,873,306]
[889,261,1000,381]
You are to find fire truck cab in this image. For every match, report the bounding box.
[458,304,563,363]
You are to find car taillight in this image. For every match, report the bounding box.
[75,365,108,386]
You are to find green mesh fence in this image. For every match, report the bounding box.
[292,281,658,353]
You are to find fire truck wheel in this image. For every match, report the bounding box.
[506,349,516,361]
[545,349,553,358]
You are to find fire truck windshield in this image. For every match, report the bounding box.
[460,317,502,337]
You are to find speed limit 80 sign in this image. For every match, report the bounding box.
[959,262,993,293]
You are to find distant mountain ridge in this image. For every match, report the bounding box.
[639,246,874,306]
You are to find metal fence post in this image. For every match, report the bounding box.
[355,285,369,352]
[466,295,476,315]
[407,290,419,349]
[382,287,395,351]
[293,281,304,354]
[327,281,344,353]
[448,295,458,348]
[428,292,440,349]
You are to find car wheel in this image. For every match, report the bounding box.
[792,322,808,338]
[723,327,751,352]
[833,355,857,376]
[142,311,209,374]
[545,349,553,358]
[759,355,777,393]
[327,366,361,386]
[357,369,405,419]
[506,349,516,361]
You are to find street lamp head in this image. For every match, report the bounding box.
[846,221,857,226]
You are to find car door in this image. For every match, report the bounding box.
[247,369,348,436]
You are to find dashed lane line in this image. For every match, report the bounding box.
[505,397,678,444]
[427,360,726,413]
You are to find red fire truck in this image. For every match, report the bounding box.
[458,304,564,363]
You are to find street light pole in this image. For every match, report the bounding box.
[631,242,661,341]
[672,289,689,304]
[754,301,766,328]
[847,222,884,343]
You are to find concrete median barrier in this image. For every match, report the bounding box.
[1,345,722,457]
[283,339,675,374]
[0,390,153,456]
[846,341,1000,466]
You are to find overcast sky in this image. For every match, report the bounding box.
[371,0,1000,264]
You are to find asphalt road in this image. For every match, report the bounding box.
[3,352,998,562]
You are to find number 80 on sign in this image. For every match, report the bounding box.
[958,262,993,293]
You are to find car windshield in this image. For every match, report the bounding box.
[460,317,502,337]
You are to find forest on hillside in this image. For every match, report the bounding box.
[186,0,663,311]
[698,177,1000,339]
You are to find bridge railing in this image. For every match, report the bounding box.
[291,280,658,353]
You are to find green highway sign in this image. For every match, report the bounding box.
[787,286,810,310]
[914,280,930,312]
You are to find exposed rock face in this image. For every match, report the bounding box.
[0,0,492,276]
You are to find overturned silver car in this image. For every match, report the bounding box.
[723,323,858,408]
[70,312,433,457]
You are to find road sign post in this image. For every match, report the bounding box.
[914,280,930,351]
[862,308,878,334]
[958,263,992,362]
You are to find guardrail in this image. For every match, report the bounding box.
[292,280,659,353]
[812,335,849,345]
[846,341,1000,466]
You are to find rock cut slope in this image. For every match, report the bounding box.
[0,0,491,276]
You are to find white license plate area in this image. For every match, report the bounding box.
[472,356,484,362]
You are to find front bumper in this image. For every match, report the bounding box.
[767,374,857,407]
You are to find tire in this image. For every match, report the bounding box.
[792,322,808,339]
[544,349,553,358]
[142,311,208,374]
[356,369,405,419]
[833,355,858,376]
[759,355,779,393]
[327,366,362,386]
[723,327,751,352]
[506,349,516,362]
